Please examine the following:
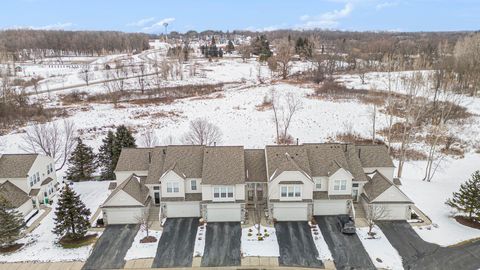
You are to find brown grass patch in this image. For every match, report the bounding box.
[390,147,428,161]
[190,93,225,101]
[140,236,157,243]
[334,131,385,145]
[0,243,24,253]
[59,233,98,249]
[131,110,182,120]
[454,216,480,230]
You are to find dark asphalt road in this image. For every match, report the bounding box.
[274,221,324,268]
[378,221,480,270]
[201,222,241,267]
[82,224,139,270]
[151,218,199,268]
[316,216,376,270]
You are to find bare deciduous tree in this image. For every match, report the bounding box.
[181,118,222,146]
[270,89,303,144]
[79,66,93,86]
[162,134,177,145]
[365,204,389,236]
[238,44,251,62]
[275,39,294,79]
[141,130,159,147]
[22,120,76,171]
[136,211,154,238]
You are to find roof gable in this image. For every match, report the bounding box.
[266,145,311,180]
[363,171,411,203]
[115,148,152,172]
[0,154,38,178]
[145,147,167,185]
[0,181,30,208]
[103,174,150,206]
[373,186,412,203]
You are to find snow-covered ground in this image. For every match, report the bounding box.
[241,225,279,257]
[193,223,206,257]
[124,230,162,260]
[399,154,480,246]
[310,224,333,261]
[0,181,110,262]
[357,226,404,270]
[25,209,45,227]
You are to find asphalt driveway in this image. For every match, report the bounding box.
[201,222,241,267]
[378,221,480,270]
[275,221,324,268]
[151,218,199,268]
[315,216,375,270]
[82,224,139,270]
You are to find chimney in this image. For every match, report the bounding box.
[148,152,151,163]
[296,138,299,145]
[214,142,216,146]
[162,149,166,155]
[358,148,361,158]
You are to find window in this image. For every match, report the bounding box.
[334,180,347,191]
[213,186,234,199]
[29,177,33,187]
[315,181,322,190]
[166,182,179,193]
[153,186,160,190]
[191,180,197,191]
[280,185,302,198]
[352,183,359,188]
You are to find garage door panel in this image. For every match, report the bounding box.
[166,202,200,217]
[314,200,348,215]
[379,204,409,220]
[273,204,308,221]
[207,204,241,222]
[104,208,144,224]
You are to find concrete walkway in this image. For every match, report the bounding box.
[22,206,52,235]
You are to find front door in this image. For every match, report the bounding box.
[154,192,160,205]
[352,189,359,201]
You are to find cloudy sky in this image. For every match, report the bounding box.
[2,0,479,33]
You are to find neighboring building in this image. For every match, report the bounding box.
[105,143,410,225]
[0,153,58,216]
[0,181,33,216]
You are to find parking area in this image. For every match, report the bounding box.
[274,221,323,268]
[315,216,375,270]
[151,218,199,268]
[82,224,139,270]
[201,222,241,267]
[378,221,480,270]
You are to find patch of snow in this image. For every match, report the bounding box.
[399,154,480,246]
[25,209,45,227]
[241,225,279,257]
[357,226,404,270]
[124,230,162,260]
[193,223,206,257]
[0,181,110,262]
[310,224,333,261]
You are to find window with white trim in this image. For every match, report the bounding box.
[333,180,347,191]
[280,185,302,198]
[213,186,234,199]
[315,181,322,190]
[166,182,179,193]
[191,180,197,191]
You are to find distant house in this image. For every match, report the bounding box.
[0,154,58,216]
[104,143,413,225]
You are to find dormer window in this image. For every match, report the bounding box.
[334,180,347,191]
[281,185,301,198]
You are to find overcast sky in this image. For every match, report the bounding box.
[2,0,479,33]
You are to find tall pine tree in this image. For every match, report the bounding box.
[66,138,96,182]
[0,196,25,247]
[98,131,116,180]
[111,125,136,170]
[52,185,91,240]
[446,170,480,221]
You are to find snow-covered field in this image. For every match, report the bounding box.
[124,230,162,260]
[0,181,110,262]
[357,226,404,270]
[241,225,279,257]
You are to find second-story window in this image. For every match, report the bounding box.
[191,180,197,191]
[334,180,347,191]
[315,181,322,190]
[280,185,301,198]
[166,182,179,193]
[213,186,234,199]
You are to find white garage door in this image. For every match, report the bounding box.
[166,202,200,217]
[381,204,410,220]
[314,200,348,215]
[273,203,308,221]
[207,204,241,222]
[103,207,145,224]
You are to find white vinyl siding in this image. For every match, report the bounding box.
[333,180,347,191]
[166,182,179,193]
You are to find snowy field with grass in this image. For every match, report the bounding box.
[0,181,110,262]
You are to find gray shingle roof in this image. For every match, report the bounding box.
[362,171,411,203]
[202,146,245,185]
[115,148,153,172]
[266,145,311,180]
[0,154,38,178]
[0,181,30,208]
[29,188,40,196]
[104,174,150,206]
[304,144,350,176]
[356,145,395,168]
[145,147,167,185]
[244,149,267,183]
[345,144,369,182]
[162,145,205,179]
[40,177,53,186]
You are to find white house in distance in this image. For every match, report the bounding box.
[0,153,58,217]
[102,143,413,225]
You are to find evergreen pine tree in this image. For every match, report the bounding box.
[52,185,91,240]
[111,125,136,174]
[98,130,116,180]
[0,196,25,247]
[66,138,96,182]
[446,171,480,221]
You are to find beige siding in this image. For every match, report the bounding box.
[268,171,314,201]
[185,178,202,193]
[373,186,411,203]
[160,171,185,198]
[18,200,34,217]
[103,190,144,207]
[327,168,353,196]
